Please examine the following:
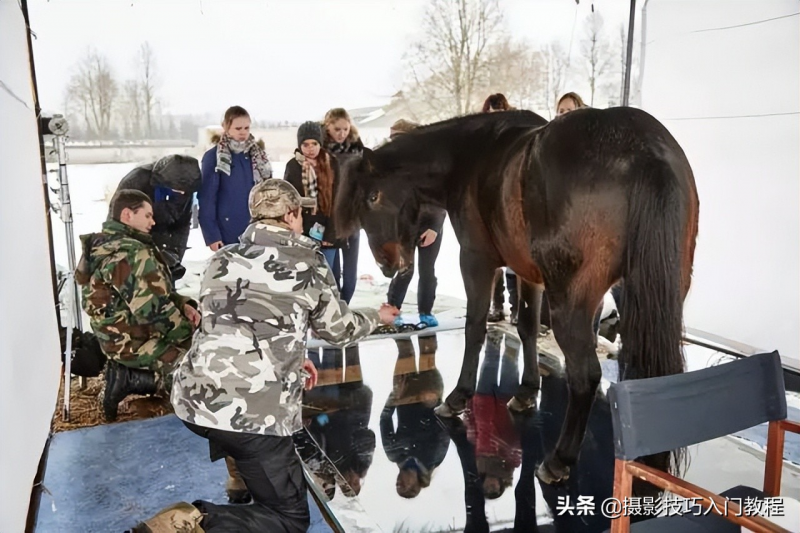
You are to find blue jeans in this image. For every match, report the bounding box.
[321,248,338,289]
[332,233,360,304]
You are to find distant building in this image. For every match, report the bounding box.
[353,91,419,149]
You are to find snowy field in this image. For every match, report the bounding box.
[49,161,471,317]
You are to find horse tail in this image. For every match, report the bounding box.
[619,157,691,482]
[619,159,687,381]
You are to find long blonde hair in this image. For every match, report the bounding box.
[323,108,360,144]
[557,92,586,110]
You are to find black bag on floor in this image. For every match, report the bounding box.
[59,328,107,378]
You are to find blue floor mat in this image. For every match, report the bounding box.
[34,414,331,532]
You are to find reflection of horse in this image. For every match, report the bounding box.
[337,107,699,483]
[380,334,450,499]
[445,347,630,533]
[301,345,376,497]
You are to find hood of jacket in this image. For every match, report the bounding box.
[151,154,202,193]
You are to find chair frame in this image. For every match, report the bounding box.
[610,419,800,533]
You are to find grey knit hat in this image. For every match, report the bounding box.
[297,121,323,147]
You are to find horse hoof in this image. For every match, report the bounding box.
[507,396,535,412]
[535,457,571,485]
[434,403,462,418]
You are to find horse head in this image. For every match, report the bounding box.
[335,148,421,279]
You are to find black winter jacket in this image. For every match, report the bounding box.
[283,152,343,248]
[112,155,201,261]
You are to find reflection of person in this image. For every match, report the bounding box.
[76,190,199,421]
[131,180,398,532]
[380,335,450,498]
[303,345,376,497]
[465,331,522,499]
[112,155,201,279]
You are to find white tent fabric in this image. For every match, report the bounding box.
[0,1,62,531]
[640,0,800,370]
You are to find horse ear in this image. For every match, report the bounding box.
[359,148,377,174]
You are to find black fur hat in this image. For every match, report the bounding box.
[297,121,323,147]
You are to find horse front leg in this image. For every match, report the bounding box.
[508,280,542,412]
[535,294,601,484]
[435,249,497,418]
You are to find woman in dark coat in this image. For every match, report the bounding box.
[322,108,364,303]
[112,154,201,279]
[283,121,342,271]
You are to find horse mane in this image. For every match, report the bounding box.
[334,110,548,238]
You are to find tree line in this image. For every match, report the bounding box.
[62,1,635,140]
[399,0,638,122]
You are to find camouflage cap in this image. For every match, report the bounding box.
[249,179,316,220]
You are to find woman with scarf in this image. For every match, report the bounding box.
[284,121,341,272]
[199,106,273,250]
[322,108,364,303]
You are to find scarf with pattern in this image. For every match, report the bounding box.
[215,133,272,183]
[295,151,317,214]
[295,151,333,217]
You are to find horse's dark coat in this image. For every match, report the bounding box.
[336,107,700,483]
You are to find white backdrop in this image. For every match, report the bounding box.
[0,1,63,531]
[640,0,800,370]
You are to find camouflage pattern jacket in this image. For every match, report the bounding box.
[171,222,380,437]
[75,220,196,367]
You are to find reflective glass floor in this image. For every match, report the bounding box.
[294,327,617,533]
[295,327,800,533]
[33,325,800,532]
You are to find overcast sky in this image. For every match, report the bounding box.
[28,0,633,122]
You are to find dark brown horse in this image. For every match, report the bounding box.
[335,108,699,484]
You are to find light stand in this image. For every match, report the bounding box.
[46,114,83,420]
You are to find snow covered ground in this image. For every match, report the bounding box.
[50,161,470,319]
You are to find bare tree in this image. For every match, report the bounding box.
[120,80,144,138]
[65,48,118,139]
[137,42,159,137]
[580,12,612,106]
[483,39,546,112]
[403,0,505,120]
[541,41,569,119]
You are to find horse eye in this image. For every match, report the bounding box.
[368,192,379,204]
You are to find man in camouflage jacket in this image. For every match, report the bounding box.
[129,179,399,533]
[76,189,200,421]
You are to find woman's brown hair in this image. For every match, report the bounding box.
[221,106,250,130]
[482,93,513,113]
[314,148,335,217]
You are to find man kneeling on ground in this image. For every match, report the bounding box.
[76,190,200,421]
[130,179,399,533]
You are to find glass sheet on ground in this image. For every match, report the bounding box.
[294,327,619,533]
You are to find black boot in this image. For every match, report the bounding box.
[103,360,158,421]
